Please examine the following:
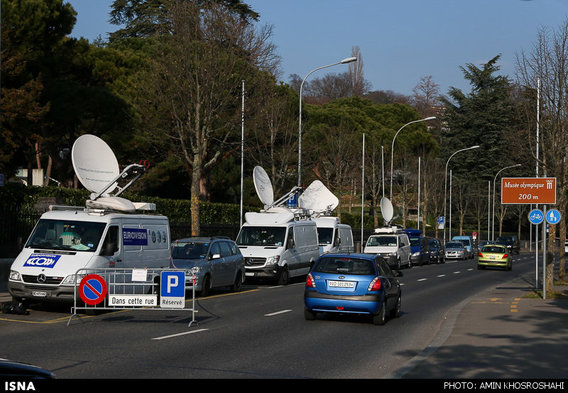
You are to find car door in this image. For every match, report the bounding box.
[208,242,225,287]
[376,258,400,307]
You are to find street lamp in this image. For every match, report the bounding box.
[389,116,436,201]
[492,164,522,240]
[298,56,357,186]
[443,145,480,243]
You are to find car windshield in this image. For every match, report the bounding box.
[25,219,106,252]
[171,241,209,259]
[482,246,506,253]
[317,228,333,245]
[446,242,463,249]
[236,226,286,246]
[367,236,397,247]
[314,257,376,275]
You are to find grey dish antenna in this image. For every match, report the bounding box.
[253,166,274,208]
[380,197,394,224]
[298,180,338,215]
[71,134,152,212]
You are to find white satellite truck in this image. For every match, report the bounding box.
[236,167,352,284]
[8,134,170,304]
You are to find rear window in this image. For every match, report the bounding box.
[482,246,506,253]
[314,257,376,275]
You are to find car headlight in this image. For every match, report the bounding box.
[412,252,420,257]
[9,270,21,281]
[266,255,280,265]
[61,274,86,285]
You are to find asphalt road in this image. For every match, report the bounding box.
[0,253,535,379]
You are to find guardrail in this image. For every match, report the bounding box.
[67,268,197,327]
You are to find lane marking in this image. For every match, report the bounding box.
[437,274,446,278]
[265,309,292,317]
[417,278,427,282]
[152,328,209,340]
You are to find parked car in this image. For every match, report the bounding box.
[170,237,245,297]
[304,253,402,325]
[452,236,473,259]
[427,237,445,264]
[409,235,430,266]
[477,244,512,270]
[496,235,520,255]
[445,241,467,260]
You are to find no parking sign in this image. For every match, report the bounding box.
[78,274,108,305]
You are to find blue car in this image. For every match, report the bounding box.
[304,253,402,325]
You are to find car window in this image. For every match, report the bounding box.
[314,257,376,275]
[229,242,239,255]
[482,246,506,253]
[210,242,221,257]
[219,241,232,257]
[377,258,395,277]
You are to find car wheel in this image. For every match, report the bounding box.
[372,302,387,325]
[390,295,401,319]
[200,275,211,297]
[278,266,289,285]
[231,272,242,292]
[304,307,316,321]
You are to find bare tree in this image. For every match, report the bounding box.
[516,18,568,284]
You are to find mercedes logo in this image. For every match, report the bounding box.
[37,274,46,283]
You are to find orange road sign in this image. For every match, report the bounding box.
[501,177,556,204]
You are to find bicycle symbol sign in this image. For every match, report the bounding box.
[528,209,544,225]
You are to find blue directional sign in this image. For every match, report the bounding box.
[437,216,445,229]
[545,209,562,225]
[528,209,544,225]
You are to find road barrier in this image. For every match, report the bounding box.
[67,268,197,327]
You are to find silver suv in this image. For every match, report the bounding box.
[170,237,245,297]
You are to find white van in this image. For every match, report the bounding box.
[236,210,320,285]
[363,226,411,269]
[8,205,170,303]
[313,217,354,254]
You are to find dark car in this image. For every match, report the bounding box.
[410,236,430,266]
[170,237,245,297]
[304,253,402,325]
[496,236,520,254]
[427,237,445,264]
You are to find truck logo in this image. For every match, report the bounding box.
[23,254,61,268]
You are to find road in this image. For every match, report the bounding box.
[0,253,535,379]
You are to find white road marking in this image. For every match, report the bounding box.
[265,309,292,317]
[152,328,209,340]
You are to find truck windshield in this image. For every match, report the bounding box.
[317,228,333,245]
[237,227,286,247]
[367,236,397,247]
[25,219,106,252]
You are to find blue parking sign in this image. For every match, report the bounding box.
[161,271,185,297]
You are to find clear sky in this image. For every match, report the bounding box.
[66,0,568,97]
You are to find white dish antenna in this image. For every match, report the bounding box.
[298,180,338,214]
[380,197,394,224]
[72,134,120,195]
[71,134,152,212]
[253,166,274,207]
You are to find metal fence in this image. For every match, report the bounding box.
[67,268,197,327]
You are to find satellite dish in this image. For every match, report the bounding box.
[253,166,274,207]
[298,180,339,213]
[72,134,119,195]
[380,197,394,223]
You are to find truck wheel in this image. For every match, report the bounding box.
[278,266,289,285]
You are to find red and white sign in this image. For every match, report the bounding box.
[501,177,556,205]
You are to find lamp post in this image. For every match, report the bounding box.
[298,56,357,186]
[389,116,436,200]
[443,145,480,243]
[492,164,522,240]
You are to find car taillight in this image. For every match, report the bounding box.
[306,273,316,288]
[368,277,381,291]
[478,252,483,257]
[502,254,508,259]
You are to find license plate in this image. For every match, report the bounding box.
[328,280,355,288]
[32,291,47,297]
[489,256,496,259]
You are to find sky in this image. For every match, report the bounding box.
[66,0,568,97]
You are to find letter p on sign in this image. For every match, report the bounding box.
[161,271,185,298]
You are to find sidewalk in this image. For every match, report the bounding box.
[394,274,568,379]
